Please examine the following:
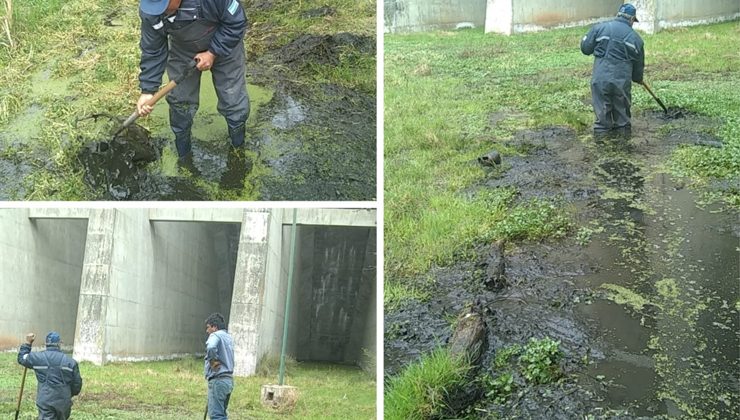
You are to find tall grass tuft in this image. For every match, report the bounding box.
[1,0,13,49]
[385,349,471,420]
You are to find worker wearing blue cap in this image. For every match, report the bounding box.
[18,332,83,419]
[136,0,250,163]
[581,3,644,137]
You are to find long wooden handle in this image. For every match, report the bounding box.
[14,367,28,420]
[121,61,198,129]
[640,81,668,113]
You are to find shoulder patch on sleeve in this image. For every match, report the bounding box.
[228,0,239,15]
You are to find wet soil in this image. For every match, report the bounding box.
[385,110,739,418]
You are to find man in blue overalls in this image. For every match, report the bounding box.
[17,332,83,420]
[136,0,250,161]
[581,3,644,137]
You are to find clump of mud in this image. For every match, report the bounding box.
[278,33,375,67]
[78,126,162,200]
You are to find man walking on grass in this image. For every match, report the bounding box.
[136,0,250,167]
[205,312,235,420]
[17,332,83,420]
[581,3,645,137]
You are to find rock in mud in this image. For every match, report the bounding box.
[301,6,335,18]
[448,310,487,366]
[478,150,501,166]
[482,240,507,290]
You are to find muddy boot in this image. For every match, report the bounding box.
[177,153,201,178]
[228,124,246,148]
[220,147,252,190]
[174,131,192,158]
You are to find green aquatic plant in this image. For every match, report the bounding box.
[518,337,562,384]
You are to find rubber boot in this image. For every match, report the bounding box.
[228,124,246,148]
[175,131,192,158]
[178,153,201,178]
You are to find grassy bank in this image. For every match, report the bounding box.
[384,21,740,286]
[0,0,375,200]
[0,353,375,419]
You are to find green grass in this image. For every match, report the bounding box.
[0,353,375,419]
[385,21,740,282]
[384,348,471,420]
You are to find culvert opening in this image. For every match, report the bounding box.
[283,225,376,368]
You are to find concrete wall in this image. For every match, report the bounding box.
[487,0,620,34]
[385,0,487,33]
[0,210,87,350]
[648,0,740,32]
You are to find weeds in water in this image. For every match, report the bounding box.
[494,199,571,242]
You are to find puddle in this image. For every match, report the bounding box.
[385,109,739,418]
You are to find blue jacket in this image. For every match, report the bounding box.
[139,0,247,93]
[18,344,83,409]
[204,329,235,380]
[581,17,644,84]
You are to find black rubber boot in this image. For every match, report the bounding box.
[228,124,246,148]
[177,153,201,177]
[175,131,192,158]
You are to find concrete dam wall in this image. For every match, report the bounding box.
[0,208,376,376]
[384,0,739,34]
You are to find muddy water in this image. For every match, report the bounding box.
[385,110,739,418]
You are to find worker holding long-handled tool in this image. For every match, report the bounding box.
[581,3,645,137]
[136,0,250,167]
[17,332,83,420]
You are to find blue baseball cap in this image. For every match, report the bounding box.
[140,0,169,16]
[618,3,639,22]
[45,331,61,346]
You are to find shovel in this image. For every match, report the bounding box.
[15,333,34,420]
[114,60,199,137]
[14,366,28,420]
[639,80,668,113]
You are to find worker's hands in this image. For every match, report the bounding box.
[26,333,35,344]
[137,94,155,116]
[209,359,222,370]
[195,51,216,72]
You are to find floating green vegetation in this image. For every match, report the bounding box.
[518,337,563,385]
[600,283,652,312]
[655,278,679,300]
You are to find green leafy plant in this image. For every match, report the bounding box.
[518,337,563,384]
[485,372,516,404]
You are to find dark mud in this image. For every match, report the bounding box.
[385,109,739,418]
[256,82,376,200]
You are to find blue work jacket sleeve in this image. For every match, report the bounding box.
[139,11,168,93]
[631,39,645,83]
[208,0,247,57]
[17,343,33,367]
[580,26,598,56]
[71,363,83,396]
